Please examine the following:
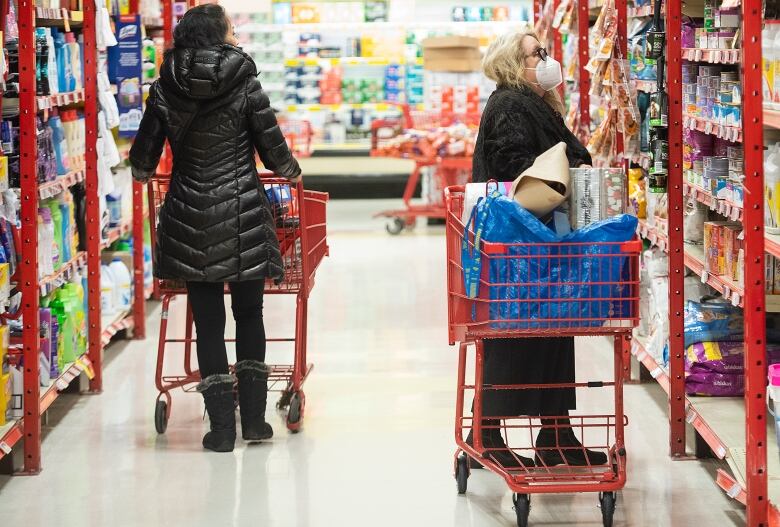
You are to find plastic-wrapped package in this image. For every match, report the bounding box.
[684,200,707,245]
[647,313,669,364]
[685,341,747,375]
[686,372,744,396]
[644,247,668,278]
[570,167,626,228]
[684,300,743,348]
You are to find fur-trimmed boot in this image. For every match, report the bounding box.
[235,360,274,441]
[197,374,237,452]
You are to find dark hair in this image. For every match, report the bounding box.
[173,4,229,49]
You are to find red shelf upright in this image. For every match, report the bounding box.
[18,0,42,475]
[742,2,768,525]
[84,0,102,392]
[578,0,590,136]
[665,0,686,460]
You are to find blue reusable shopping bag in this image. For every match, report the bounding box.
[464,192,638,329]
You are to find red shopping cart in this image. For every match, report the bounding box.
[445,185,640,527]
[371,105,480,235]
[148,174,329,434]
[279,118,314,158]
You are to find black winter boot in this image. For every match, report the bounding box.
[235,360,274,441]
[197,374,237,452]
[534,417,609,467]
[465,419,535,470]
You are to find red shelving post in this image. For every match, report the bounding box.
[742,2,769,525]
[129,1,146,340]
[84,0,103,392]
[665,0,686,458]
[163,0,174,47]
[578,0,590,135]
[17,0,41,474]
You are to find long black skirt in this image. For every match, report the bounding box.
[480,336,576,417]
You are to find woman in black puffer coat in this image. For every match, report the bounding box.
[130,5,301,452]
[468,31,607,469]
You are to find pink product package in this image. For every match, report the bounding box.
[714,138,739,157]
[682,22,698,49]
[686,372,744,397]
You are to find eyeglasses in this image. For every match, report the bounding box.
[533,47,548,61]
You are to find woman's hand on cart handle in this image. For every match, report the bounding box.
[289,174,303,184]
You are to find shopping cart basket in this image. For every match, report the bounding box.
[371,106,480,235]
[445,185,640,527]
[148,174,329,434]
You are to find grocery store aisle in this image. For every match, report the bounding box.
[0,200,744,527]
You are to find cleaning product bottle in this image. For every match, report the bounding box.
[58,193,72,263]
[65,32,82,90]
[49,110,70,175]
[109,257,132,309]
[143,245,153,292]
[35,28,45,95]
[38,207,54,276]
[101,263,116,316]
[767,25,777,109]
[64,280,86,355]
[44,199,63,271]
[773,28,780,110]
[106,191,122,227]
[46,28,59,95]
[37,210,46,279]
[54,29,73,93]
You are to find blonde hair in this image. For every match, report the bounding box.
[482,31,565,116]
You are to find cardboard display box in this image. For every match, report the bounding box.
[422,36,482,73]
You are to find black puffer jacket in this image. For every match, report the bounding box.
[472,85,591,183]
[129,45,300,282]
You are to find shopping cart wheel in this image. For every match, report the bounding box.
[455,454,469,494]
[154,400,168,434]
[277,387,294,410]
[286,390,305,433]
[599,492,616,527]
[513,494,530,527]
[386,217,405,235]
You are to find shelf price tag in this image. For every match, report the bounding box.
[636,350,648,362]
[0,441,11,455]
[650,367,663,379]
[731,207,741,222]
[55,378,69,390]
[701,271,709,284]
[686,410,697,424]
[723,286,731,300]
[731,293,740,307]
[727,483,743,499]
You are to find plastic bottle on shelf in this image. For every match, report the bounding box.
[763,25,775,106]
[58,194,72,263]
[143,245,153,292]
[100,263,116,316]
[772,29,780,110]
[65,32,82,90]
[45,199,64,269]
[54,29,74,93]
[39,207,56,276]
[48,110,70,175]
[64,278,87,355]
[766,144,780,235]
[45,28,59,95]
[109,257,132,310]
[106,191,122,227]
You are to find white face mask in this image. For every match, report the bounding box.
[527,57,563,92]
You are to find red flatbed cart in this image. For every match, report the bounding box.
[371,105,479,234]
[149,174,328,434]
[445,185,640,527]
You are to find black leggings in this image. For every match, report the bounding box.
[186,281,266,379]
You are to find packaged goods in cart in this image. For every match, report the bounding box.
[569,167,626,228]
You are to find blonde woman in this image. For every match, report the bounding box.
[468,31,604,469]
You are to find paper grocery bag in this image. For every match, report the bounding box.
[510,142,571,218]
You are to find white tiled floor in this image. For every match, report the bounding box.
[0,200,745,526]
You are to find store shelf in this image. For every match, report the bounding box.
[284,102,405,113]
[0,419,23,462]
[632,79,657,93]
[101,220,132,250]
[40,354,93,414]
[637,218,745,306]
[284,56,423,67]
[39,251,87,297]
[101,310,134,346]
[682,48,741,65]
[765,107,780,129]
[35,8,83,27]
[628,4,654,17]
[683,183,743,222]
[38,169,85,200]
[630,335,670,393]
[142,16,164,29]
[683,113,742,142]
[238,20,519,34]
[37,90,86,111]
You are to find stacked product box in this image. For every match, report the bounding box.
[695,0,740,50]
[384,64,405,103]
[703,221,743,283]
[320,67,343,105]
[286,62,323,105]
[406,63,425,105]
[342,78,384,104]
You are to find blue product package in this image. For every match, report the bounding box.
[265,184,292,206]
[108,16,143,138]
[464,191,638,329]
[684,300,743,348]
